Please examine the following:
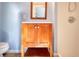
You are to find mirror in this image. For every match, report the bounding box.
[31,2,47,20]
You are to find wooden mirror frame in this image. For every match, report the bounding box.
[30,2,47,20]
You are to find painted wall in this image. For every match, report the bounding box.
[0,3,21,51]
[0,4,1,41]
[16,2,55,22]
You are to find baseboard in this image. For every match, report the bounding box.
[8,50,20,53]
[8,48,28,53]
[57,53,61,57]
[54,51,62,57]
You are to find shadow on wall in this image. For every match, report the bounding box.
[0,29,9,42]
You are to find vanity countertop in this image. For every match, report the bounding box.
[21,22,53,23]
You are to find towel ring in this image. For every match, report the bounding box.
[68,2,77,12]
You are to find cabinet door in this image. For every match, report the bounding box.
[38,24,52,47]
[22,23,37,47]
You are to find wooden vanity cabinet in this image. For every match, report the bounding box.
[21,23,53,57]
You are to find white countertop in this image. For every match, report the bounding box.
[21,22,54,23]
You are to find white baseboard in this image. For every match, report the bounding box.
[58,53,61,57]
[54,52,61,57]
[8,50,20,53]
[8,48,28,53]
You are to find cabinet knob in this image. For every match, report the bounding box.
[35,26,37,29]
[38,26,39,28]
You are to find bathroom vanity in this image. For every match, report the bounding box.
[21,23,53,57]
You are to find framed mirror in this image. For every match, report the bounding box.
[31,2,47,20]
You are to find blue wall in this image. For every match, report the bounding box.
[0,3,1,41]
[0,3,21,51]
[16,2,55,23]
